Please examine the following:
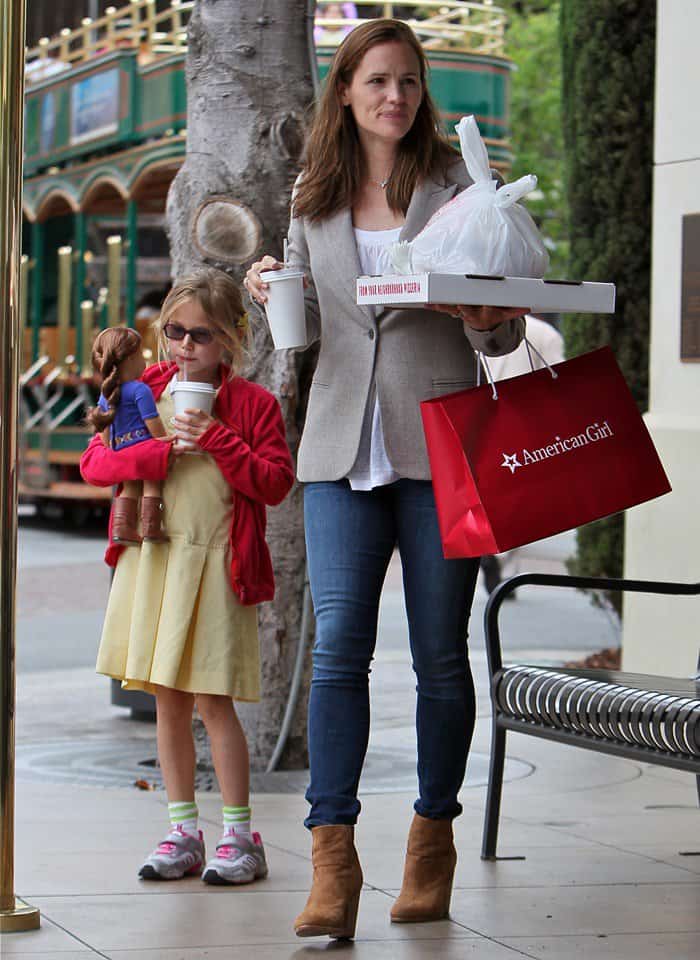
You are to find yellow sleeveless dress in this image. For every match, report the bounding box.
[96,385,260,701]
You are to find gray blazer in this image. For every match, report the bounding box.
[287,161,524,482]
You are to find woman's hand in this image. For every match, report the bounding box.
[244,255,310,305]
[172,409,216,450]
[244,255,281,305]
[429,303,527,331]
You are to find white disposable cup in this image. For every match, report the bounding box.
[170,380,216,452]
[171,379,216,416]
[260,268,307,349]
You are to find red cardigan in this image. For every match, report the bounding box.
[80,362,295,605]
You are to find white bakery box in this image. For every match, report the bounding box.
[356,273,616,314]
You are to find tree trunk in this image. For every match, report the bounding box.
[166,0,317,771]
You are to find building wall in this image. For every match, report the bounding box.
[623,0,700,676]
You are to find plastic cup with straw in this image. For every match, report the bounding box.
[260,235,307,349]
[171,349,215,451]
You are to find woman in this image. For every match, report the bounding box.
[246,18,525,940]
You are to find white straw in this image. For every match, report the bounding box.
[283,237,288,266]
[183,357,188,382]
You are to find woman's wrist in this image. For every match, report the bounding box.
[463,312,526,333]
[460,306,528,332]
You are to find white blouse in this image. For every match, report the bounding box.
[346,226,403,491]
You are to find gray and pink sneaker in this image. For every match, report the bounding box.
[138,828,206,880]
[202,830,268,885]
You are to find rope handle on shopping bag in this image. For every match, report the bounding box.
[524,338,560,380]
[476,337,559,400]
[476,351,499,400]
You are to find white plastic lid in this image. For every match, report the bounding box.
[171,380,216,393]
[260,267,305,282]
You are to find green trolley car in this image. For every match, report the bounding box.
[20,0,513,515]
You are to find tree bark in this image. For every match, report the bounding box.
[166,0,317,771]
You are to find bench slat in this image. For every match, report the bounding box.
[496,665,700,758]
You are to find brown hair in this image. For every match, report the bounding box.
[86,326,142,433]
[293,18,457,222]
[156,268,251,379]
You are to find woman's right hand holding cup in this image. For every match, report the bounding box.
[244,256,282,305]
[245,255,310,306]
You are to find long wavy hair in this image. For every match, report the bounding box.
[293,18,457,222]
[86,326,142,433]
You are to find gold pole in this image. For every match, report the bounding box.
[0,0,41,934]
[56,245,73,366]
[106,235,122,327]
[80,300,95,377]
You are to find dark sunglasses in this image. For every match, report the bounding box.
[163,321,214,346]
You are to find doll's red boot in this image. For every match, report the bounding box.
[141,496,169,543]
[111,496,142,546]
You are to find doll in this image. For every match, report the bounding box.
[86,326,170,544]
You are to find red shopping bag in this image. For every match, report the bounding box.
[420,346,671,559]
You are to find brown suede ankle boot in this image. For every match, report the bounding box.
[294,825,363,940]
[390,813,457,923]
[111,496,142,545]
[140,496,169,543]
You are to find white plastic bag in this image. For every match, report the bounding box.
[389,116,549,278]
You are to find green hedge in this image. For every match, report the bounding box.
[560,0,656,606]
[507,1,568,278]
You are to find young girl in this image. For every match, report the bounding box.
[80,269,295,883]
[86,326,170,544]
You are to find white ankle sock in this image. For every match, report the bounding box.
[223,804,252,838]
[168,800,199,837]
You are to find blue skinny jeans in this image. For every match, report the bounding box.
[303,479,479,828]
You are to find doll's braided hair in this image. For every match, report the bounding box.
[85,326,142,433]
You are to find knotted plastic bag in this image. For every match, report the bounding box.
[390,115,549,278]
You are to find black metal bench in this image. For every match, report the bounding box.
[481,573,700,860]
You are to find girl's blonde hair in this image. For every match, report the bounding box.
[293,18,457,222]
[86,326,142,433]
[156,269,251,378]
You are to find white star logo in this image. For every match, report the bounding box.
[500,452,522,474]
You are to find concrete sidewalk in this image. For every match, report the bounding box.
[7,534,700,959]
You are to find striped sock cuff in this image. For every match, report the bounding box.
[223,805,251,826]
[169,801,199,827]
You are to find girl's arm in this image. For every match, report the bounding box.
[80,432,171,487]
[193,395,294,506]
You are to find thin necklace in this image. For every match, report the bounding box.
[367,173,391,190]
